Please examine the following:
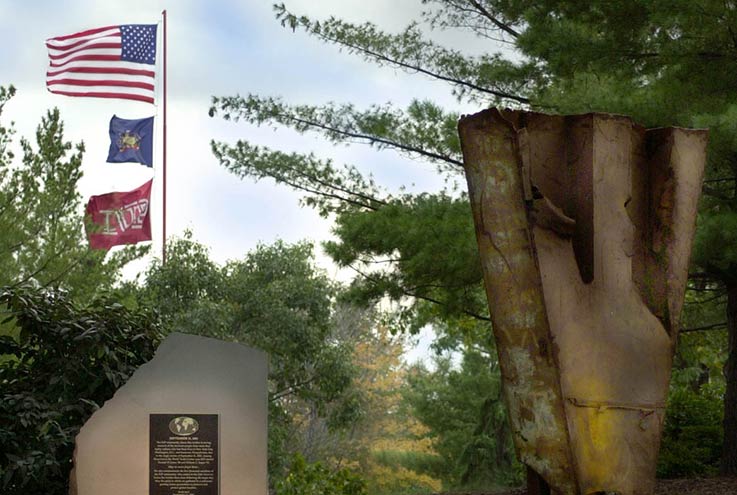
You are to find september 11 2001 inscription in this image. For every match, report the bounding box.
[150,414,219,495]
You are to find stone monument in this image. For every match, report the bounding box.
[69,332,268,495]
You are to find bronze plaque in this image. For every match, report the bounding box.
[150,414,219,495]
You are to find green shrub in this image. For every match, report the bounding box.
[371,449,445,476]
[276,454,367,495]
[657,385,723,478]
[0,286,161,494]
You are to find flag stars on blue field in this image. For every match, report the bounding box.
[120,25,157,65]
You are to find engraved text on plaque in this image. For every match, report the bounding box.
[150,414,219,495]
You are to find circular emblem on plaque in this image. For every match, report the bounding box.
[169,416,199,436]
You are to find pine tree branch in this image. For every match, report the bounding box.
[684,292,727,305]
[465,0,521,38]
[212,141,388,212]
[211,96,465,170]
[704,177,737,183]
[681,322,727,333]
[347,263,491,322]
[703,186,735,201]
[278,112,464,168]
[273,4,530,104]
[313,30,528,104]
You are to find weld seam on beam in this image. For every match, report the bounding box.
[566,397,666,412]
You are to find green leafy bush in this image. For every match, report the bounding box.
[275,454,367,495]
[0,286,161,494]
[371,449,444,478]
[657,385,724,478]
[403,350,520,489]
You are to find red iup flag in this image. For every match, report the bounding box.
[85,179,153,250]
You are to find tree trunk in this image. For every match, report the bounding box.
[721,285,737,475]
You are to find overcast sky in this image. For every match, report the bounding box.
[0,0,500,360]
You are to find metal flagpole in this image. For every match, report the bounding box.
[162,9,168,264]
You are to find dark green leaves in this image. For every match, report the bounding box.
[275,453,367,495]
[326,193,488,330]
[135,235,361,482]
[404,349,519,488]
[0,285,161,494]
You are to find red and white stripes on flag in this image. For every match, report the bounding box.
[46,24,158,105]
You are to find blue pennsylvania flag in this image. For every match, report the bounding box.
[107,115,154,167]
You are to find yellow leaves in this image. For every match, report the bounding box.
[280,319,443,491]
[344,325,443,492]
[372,432,436,455]
[365,461,442,495]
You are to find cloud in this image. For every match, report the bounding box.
[0,0,489,282]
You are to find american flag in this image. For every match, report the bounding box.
[46,24,158,105]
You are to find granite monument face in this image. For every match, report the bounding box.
[69,332,268,495]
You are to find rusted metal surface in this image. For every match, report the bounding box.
[458,110,578,494]
[458,109,707,495]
